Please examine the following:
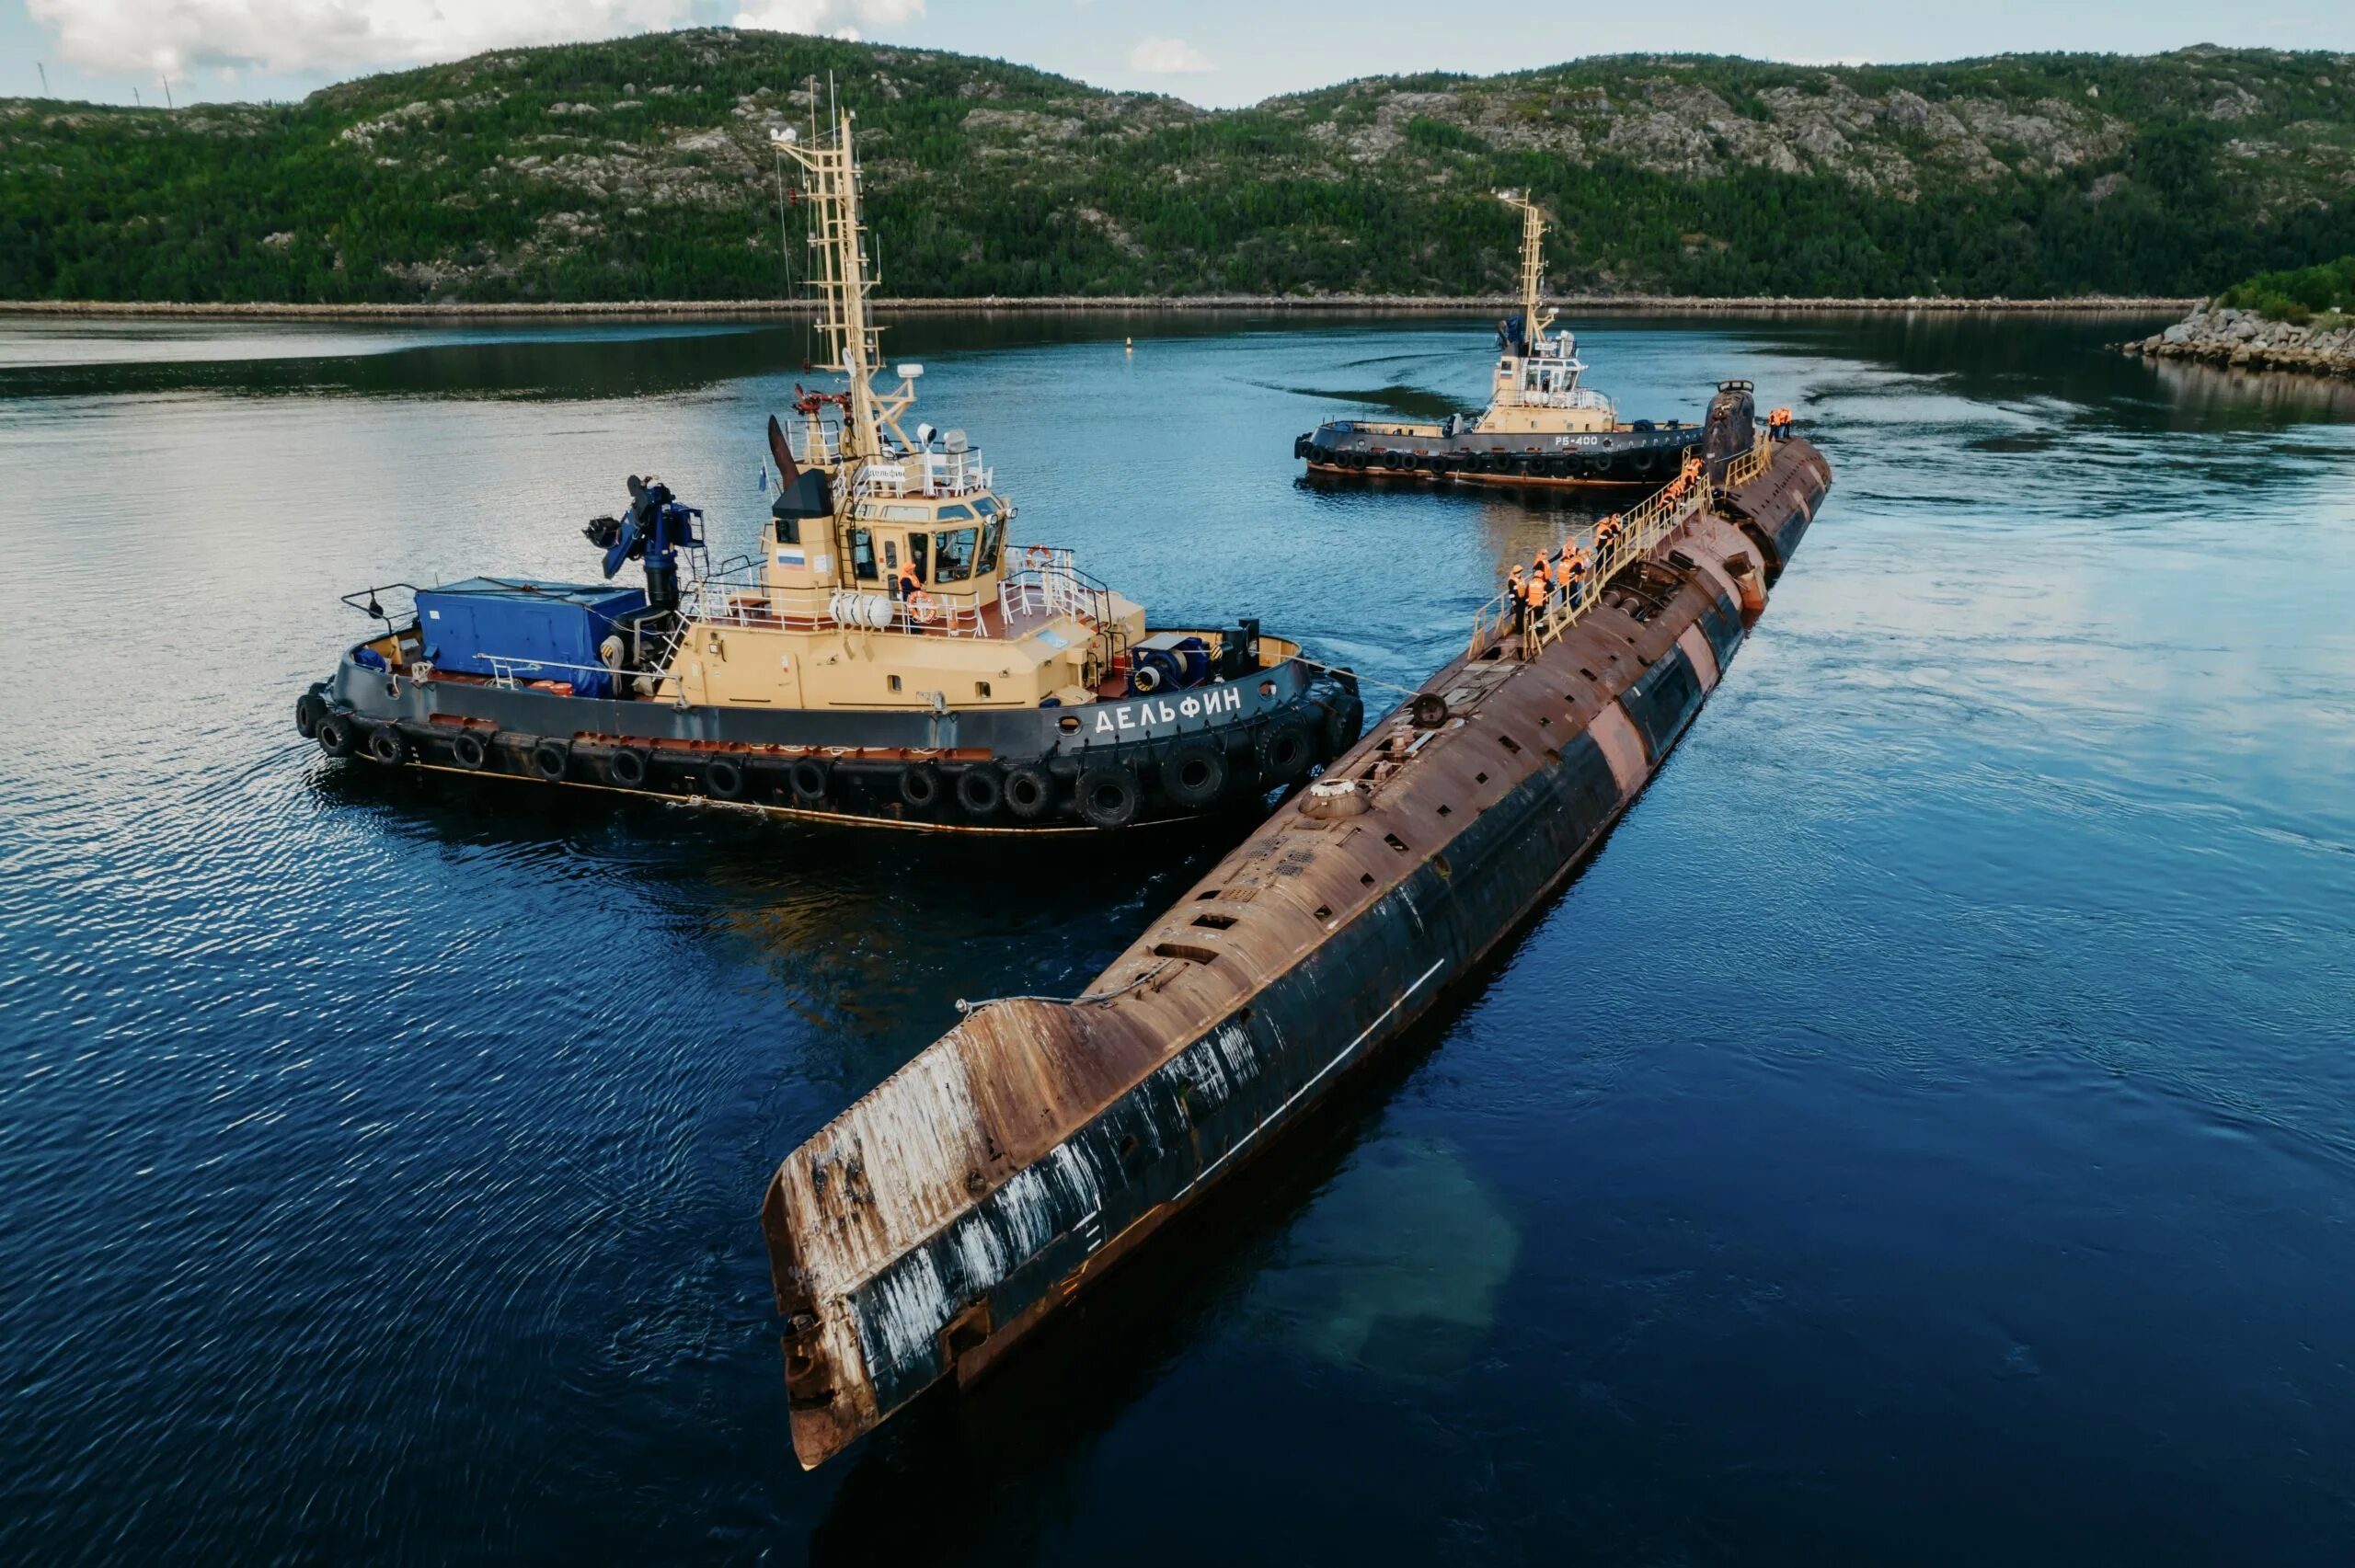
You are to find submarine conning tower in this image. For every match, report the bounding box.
[761,432,1834,1469]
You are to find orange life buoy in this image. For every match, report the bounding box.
[1022,544,1053,572]
[907,590,939,625]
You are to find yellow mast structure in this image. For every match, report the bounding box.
[771,110,917,471]
[1501,191,1557,349]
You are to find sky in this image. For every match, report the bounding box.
[5,0,2350,109]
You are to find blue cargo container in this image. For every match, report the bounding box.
[412,578,648,699]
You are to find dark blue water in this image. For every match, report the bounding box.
[4,310,2353,1565]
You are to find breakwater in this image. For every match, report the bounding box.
[2121,304,2355,379]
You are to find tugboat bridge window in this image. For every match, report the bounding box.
[849,528,879,581]
[775,515,800,544]
[934,527,981,583]
[978,520,1003,574]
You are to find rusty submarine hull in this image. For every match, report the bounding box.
[760,432,1833,1468]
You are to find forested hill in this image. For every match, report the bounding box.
[6,29,2353,304]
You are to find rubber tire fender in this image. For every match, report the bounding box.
[365,727,408,766]
[531,739,569,782]
[293,692,325,739]
[899,761,943,811]
[788,758,830,804]
[1075,763,1140,830]
[1257,714,1316,785]
[454,731,493,772]
[706,758,747,800]
[956,764,1005,818]
[1158,739,1228,810]
[606,746,648,787]
[1004,762,1056,821]
[316,713,360,759]
[1322,692,1365,756]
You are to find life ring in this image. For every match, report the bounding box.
[1256,715,1315,784]
[899,761,943,810]
[453,732,492,771]
[906,590,939,626]
[1004,762,1055,821]
[316,714,359,758]
[1075,763,1140,829]
[531,739,569,782]
[1158,740,1227,810]
[956,764,1005,817]
[788,757,830,803]
[365,727,408,766]
[1022,544,1053,572]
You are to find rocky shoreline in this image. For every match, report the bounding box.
[2121,305,2355,379]
[0,294,2198,323]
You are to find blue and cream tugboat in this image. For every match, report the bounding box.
[1294,193,1709,488]
[295,109,1358,832]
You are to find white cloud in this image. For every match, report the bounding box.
[733,0,924,43]
[1129,36,1212,74]
[25,0,922,77]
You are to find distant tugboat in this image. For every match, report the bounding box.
[296,110,1357,832]
[1295,193,1708,487]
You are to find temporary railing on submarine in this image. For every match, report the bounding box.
[1467,433,1775,659]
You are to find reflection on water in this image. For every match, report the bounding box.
[1241,1134,1520,1381]
[3,308,2353,1566]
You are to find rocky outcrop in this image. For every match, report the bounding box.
[2124,305,2355,378]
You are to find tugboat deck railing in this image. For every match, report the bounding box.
[1503,385,1613,413]
[846,450,994,501]
[1467,434,1774,659]
[679,546,1102,644]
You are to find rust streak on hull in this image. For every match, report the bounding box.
[761,438,1833,1469]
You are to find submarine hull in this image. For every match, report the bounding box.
[763,438,1832,1464]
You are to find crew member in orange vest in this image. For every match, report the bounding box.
[1557,540,1591,609]
[1594,512,1624,555]
[1521,566,1549,652]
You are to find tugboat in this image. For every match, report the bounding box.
[295,110,1359,832]
[1294,193,1707,487]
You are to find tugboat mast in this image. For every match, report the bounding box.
[1502,190,1557,349]
[772,109,913,467]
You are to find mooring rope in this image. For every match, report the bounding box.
[1284,652,1426,701]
